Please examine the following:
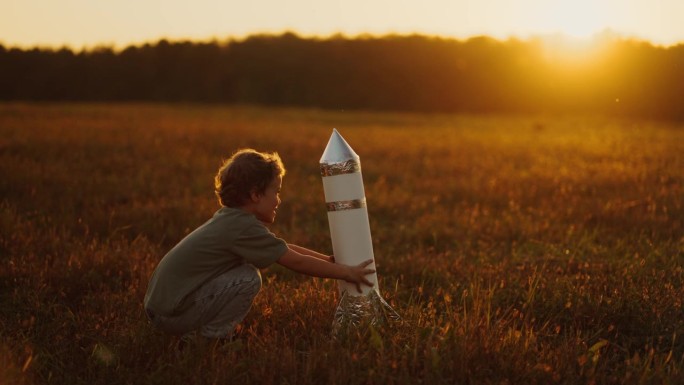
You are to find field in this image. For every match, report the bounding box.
[1,103,683,384]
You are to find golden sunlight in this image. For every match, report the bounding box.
[2,0,684,50]
[544,0,608,39]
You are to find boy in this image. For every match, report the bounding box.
[144,149,374,346]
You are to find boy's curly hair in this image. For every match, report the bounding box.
[214,149,286,208]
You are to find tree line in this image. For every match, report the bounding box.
[1,32,683,120]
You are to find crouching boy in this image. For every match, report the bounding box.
[144,149,374,346]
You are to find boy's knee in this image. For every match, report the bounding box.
[237,264,262,294]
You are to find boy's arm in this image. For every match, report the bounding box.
[277,247,374,293]
[287,243,334,263]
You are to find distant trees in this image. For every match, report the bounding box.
[1,32,683,120]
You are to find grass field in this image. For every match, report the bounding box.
[1,103,683,384]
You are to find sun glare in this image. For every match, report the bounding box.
[526,0,621,66]
[538,34,610,66]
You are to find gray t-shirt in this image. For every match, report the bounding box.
[144,207,288,316]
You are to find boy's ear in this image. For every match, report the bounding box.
[250,190,261,203]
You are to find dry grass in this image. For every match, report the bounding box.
[1,103,683,384]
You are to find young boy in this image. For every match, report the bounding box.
[144,149,374,345]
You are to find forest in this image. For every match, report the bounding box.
[1,32,683,120]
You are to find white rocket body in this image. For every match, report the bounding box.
[320,129,379,296]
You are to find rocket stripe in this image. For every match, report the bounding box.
[320,160,361,177]
[326,198,367,212]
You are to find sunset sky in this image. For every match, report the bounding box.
[2,0,683,49]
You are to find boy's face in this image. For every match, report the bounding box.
[251,175,282,223]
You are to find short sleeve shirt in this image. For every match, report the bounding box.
[144,207,287,316]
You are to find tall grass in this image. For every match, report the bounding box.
[1,103,682,384]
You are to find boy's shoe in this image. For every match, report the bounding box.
[177,331,195,350]
[210,337,242,353]
[175,332,207,356]
[176,332,240,355]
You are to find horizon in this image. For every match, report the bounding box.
[1,29,681,54]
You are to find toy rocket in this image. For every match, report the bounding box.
[320,129,399,330]
[320,128,378,295]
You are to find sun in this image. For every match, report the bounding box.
[538,34,610,67]
[525,0,615,65]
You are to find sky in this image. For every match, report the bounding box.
[1,0,683,50]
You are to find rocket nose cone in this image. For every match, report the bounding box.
[320,129,359,164]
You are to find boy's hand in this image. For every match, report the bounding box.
[345,259,375,293]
